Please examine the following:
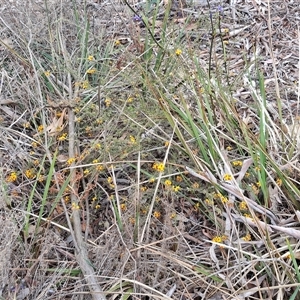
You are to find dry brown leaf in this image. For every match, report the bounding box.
[287,122,300,150]
[269,184,282,213]
[184,22,198,31]
[46,108,67,136]
[209,244,220,270]
[0,98,18,105]
[295,211,300,223]
[236,157,253,183]
[231,213,274,233]
[269,224,300,239]
[292,251,300,260]
[55,205,64,215]
[57,154,69,163]
[0,37,14,50]
[173,17,187,23]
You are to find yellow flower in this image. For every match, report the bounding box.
[37,125,44,132]
[38,175,45,182]
[220,195,228,203]
[23,122,30,128]
[44,70,50,76]
[172,185,180,192]
[73,107,81,115]
[115,40,121,46]
[127,96,134,103]
[226,146,233,151]
[212,236,222,243]
[153,211,161,218]
[276,178,282,186]
[107,177,115,188]
[242,233,251,241]
[149,177,155,183]
[87,55,94,61]
[95,204,101,209]
[170,212,177,219]
[251,184,259,195]
[67,157,76,166]
[199,87,205,94]
[104,98,111,107]
[120,203,127,211]
[205,198,214,206]
[152,162,165,172]
[232,161,243,167]
[78,152,86,162]
[58,133,68,141]
[244,213,253,219]
[141,208,148,214]
[214,192,222,199]
[96,165,104,171]
[31,142,38,148]
[175,49,182,56]
[81,80,89,89]
[239,201,248,211]
[6,172,17,183]
[64,195,70,203]
[212,235,227,244]
[164,179,172,186]
[93,143,101,150]
[87,68,96,74]
[83,169,90,176]
[141,186,147,192]
[129,135,136,144]
[223,174,233,181]
[25,169,36,179]
[164,141,170,147]
[72,202,80,210]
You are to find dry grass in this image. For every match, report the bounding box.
[0,0,300,299]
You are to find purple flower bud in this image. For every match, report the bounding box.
[217,5,224,16]
[133,15,142,22]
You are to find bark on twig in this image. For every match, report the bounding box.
[68,106,107,300]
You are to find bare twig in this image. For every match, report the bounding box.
[57,24,107,299]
